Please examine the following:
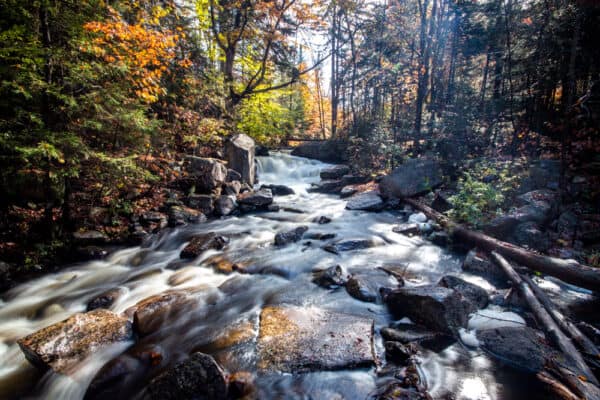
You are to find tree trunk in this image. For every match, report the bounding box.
[490,251,598,390]
[403,198,600,292]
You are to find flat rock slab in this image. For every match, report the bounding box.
[257,305,374,372]
[18,309,132,373]
[345,190,384,211]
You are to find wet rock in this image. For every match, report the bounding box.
[75,246,109,261]
[438,275,489,309]
[307,179,343,194]
[256,145,270,156]
[315,215,332,224]
[382,324,449,345]
[186,194,215,215]
[407,213,427,223]
[305,232,336,241]
[379,158,443,199]
[375,383,428,400]
[393,223,420,236]
[462,249,506,283]
[341,174,370,186]
[18,309,132,373]
[180,233,229,259]
[223,180,242,196]
[340,185,358,198]
[130,290,197,336]
[323,239,378,254]
[146,352,227,400]
[345,190,384,211]
[312,265,347,288]
[214,195,236,217]
[477,326,558,373]
[510,221,550,251]
[257,305,374,372]
[226,169,242,183]
[167,205,203,227]
[72,230,108,246]
[204,254,245,274]
[346,275,378,303]
[320,164,351,180]
[185,156,227,193]
[290,140,348,163]
[383,285,475,334]
[384,341,413,364]
[87,288,125,311]
[274,226,308,246]
[226,133,255,186]
[428,231,449,247]
[237,188,273,208]
[260,184,295,196]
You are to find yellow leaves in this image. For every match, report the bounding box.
[82,6,186,104]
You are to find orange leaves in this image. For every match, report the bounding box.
[82,7,190,104]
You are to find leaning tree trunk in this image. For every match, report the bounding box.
[403,198,600,292]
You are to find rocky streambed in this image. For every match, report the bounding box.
[0,152,597,400]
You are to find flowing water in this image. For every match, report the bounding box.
[0,152,591,399]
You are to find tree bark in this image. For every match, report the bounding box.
[490,252,599,399]
[403,198,600,292]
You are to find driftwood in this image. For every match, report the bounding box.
[521,274,600,361]
[403,198,600,292]
[491,251,599,394]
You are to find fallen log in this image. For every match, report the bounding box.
[490,251,599,390]
[403,198,600,293]
[521,274,599,361]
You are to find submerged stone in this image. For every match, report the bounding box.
[257,305,374,372]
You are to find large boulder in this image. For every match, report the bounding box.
[274,226,308,246]
[345,190,384,212]
[323,239,380,254]
[510,221,550,251]
[146,352,228,400]
[257,305,374,372]
[438,275,489,309]
[320,165,351,180]
[383,285,475,334]
[185,157,227,194]
[307,180,344,194]
[237,188,273,208]
[180,233,229,259]
[312,265,347,288]
[130,290,197,336]
[17,309,132,373]
[260,184,295,196]
[226,133,255,186]
[379,158,443,199]
[290,140,348,163]
[186,194,215,215]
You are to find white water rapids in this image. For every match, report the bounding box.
[0,152,592,399]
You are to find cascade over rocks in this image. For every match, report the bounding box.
[146,352,228,400]
[18,309,132,373]
[379,158,443,199]
[226,133,255,186]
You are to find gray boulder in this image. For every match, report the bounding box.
[260,184,295,196]
[237,188,273,208]
[323,239,379,254]
[510,221,550,251]
[462,249,507,284]
[274,226,308,246]
[290,140,348,163]
[214,195,236,216]
[146,352,227,400]
[346,275,378,302]
[186,194,214,215]
[307,180,344,194]
[180,233,229,259]
[438,275,489,309]
[383,285,475,334]
[379,158,443,199]
[226,134,255,186]
[320,165,351,180]
[345,190,384,211]
[312,265,347,288]
[223,180,242,196]
[185,156,227,193]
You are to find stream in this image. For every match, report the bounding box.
[0,152,590,399]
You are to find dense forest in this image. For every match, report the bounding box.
[1,1,600,399]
